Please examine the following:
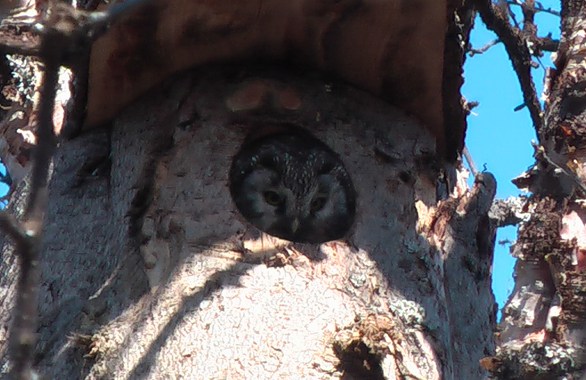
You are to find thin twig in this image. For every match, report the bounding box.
[2,0,156,378]
[507,1,521,29]
[0,0,156,59]
[24,32,60,224]
[463,146,479,177]
[8,25,62,380]
[7,228,38,380]
[507,0,561,16]
[468,38,501,56]
[73,0,156,42]
[91,0,154,24]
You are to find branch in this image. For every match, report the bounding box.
[7,23,63,380]
[0,1,156,378]
[468,38,501,56]
[0,0,155,61]
[463,146,479,176]
[474,0,544,134]
[3,210,39,380]
[535,34,559,52]
[507,0,561,16]
[23,31,59,224]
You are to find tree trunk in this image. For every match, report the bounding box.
[487,1,586,379]
[0,65,497,379]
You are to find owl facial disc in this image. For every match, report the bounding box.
[229,127,356,244]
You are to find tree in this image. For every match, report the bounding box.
[478,0,586,378]
[0,0,581,379]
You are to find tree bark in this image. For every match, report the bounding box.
[489,1,586,378]
[0,66,497,379]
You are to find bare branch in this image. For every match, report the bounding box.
[66,0,156,43]
[0,0,157,378]
[468,38,501,56]
[463,146,479,177]
[6,231,39,380]
[7,23,62,380]
[23,31,59,225]
[507,0,561,16]
[0,0,155,60]
[474,0,544,135]
[535,34,559,52]
[506,1,522,29]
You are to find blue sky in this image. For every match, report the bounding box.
[0,164,7,198]
[463,3,560,316]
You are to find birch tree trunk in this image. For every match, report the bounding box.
[491,1,586,378]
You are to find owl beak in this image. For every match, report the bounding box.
[291,218,300,233]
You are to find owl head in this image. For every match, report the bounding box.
[229,127,356,244]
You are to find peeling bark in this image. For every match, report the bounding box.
[489,1,586,378]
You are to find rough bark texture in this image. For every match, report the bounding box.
[491,1,586,378]
[0,66,497,379]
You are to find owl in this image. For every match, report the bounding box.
[229,126,356,244]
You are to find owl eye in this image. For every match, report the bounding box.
[263,190,284,206]
[310,196,327,213]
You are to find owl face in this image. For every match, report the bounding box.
[229,128,355,244]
